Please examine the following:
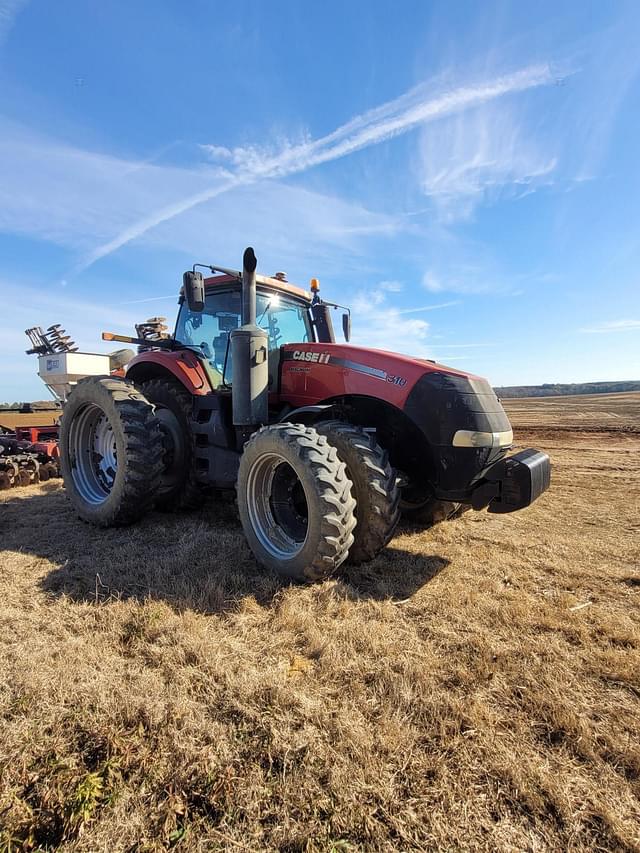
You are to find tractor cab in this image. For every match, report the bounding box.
[174,274,317,392]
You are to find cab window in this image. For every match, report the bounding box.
[257,293,312,353]
[175,288,312,387]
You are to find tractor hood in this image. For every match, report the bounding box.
[280,341,512,455]
[280,342,482,404]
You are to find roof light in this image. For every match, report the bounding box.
[310,278,320,292]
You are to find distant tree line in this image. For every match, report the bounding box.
[0,401,61,411]
[494,381,640,398]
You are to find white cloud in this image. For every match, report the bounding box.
[199,144,234,161]
[142,181,404,278]
[418,100,556,222]
[580,319,640,333]
[0,120,402,275]
[430,342,495,349]
[0,119,209,250]
[423,271,444,292]
[75,62,555,271]
[0,0,26,45]
[422,264,497,295]
[348,285,460,358]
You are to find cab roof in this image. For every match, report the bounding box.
[203,273,311,303]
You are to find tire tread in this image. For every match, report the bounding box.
[317,420,400,564]
[238,423,356,581]
[61,377,163,526]
[138,378,201,511]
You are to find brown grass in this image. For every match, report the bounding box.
[1,394,639,851]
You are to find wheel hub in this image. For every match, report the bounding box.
[68,403,117,506]
[93,413,117,492]
[246,452,309,560]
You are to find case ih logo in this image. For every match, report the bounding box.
[292,351,331,364]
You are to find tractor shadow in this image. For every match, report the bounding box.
[3,485,449,614]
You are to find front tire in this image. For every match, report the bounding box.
[237,423,357,582]
[317,421,400,564]
[60,377,163,526]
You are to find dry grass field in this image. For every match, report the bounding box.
[1,393,639,851]
[0,411,60,431]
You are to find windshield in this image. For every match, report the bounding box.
[175,288,313,387]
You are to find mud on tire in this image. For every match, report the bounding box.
[138,378,201,511]
[237,422,357,582]
[317,421,400,564]
[60,377,163,526]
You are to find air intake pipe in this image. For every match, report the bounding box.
[231,247,269,426]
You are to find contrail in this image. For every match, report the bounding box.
[119,294,179,305]
[76,63,555,273]
[396,301,460,314]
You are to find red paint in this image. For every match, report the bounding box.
[9,427,60,459]
[123,339,478,409]
[13,425,59,444]
[126,350,213,396]
[28,440,60,458]
[278,343,477,407]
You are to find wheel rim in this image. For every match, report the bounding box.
[246,452,309,559]
[68,403,117,505]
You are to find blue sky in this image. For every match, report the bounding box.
[1,0,639,401]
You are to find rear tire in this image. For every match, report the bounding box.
[138,378,201,511]
[317,421,400,564]
[60,377,163,526]
[237,423,357,582]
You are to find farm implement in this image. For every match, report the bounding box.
[0,424,61,490]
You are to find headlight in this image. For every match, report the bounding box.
[452,429,513,448]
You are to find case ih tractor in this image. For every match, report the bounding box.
[57,248,550,581]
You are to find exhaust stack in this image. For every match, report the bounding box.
[231,247,269,426]
[241,246,257,325]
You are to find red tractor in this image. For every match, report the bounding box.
[59,248,550,581]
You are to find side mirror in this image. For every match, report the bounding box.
[342,312,351,342]
[183,271,205,313]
